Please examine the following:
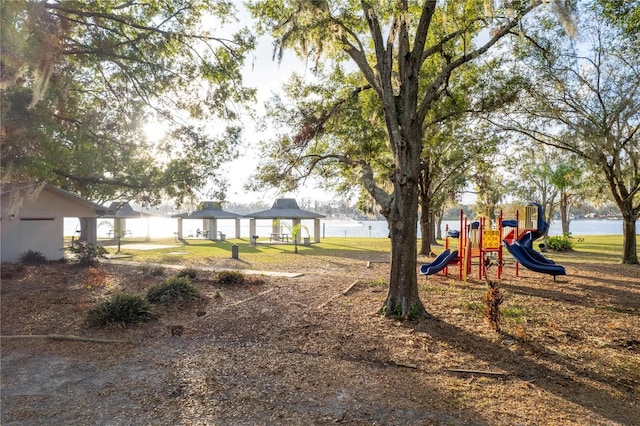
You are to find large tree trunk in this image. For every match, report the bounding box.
[621,215,638,264]
[560,192,571,235]
[79,218,89,242]
[486,205,496,227]
[418,197,433,256]
[381,104,427,318]
[418,163,432,256]
[436,213,443,240]
[609,177,638,264]
[383,175,427,318]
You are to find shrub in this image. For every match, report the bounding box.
[87,293,153,326]
[18,250,48,265]
[146,276,200,304]
[86,266,108,288]
[141,264,165,276]
[211,270,245,285]
[177,267,198,279]
[68,242,107,265]
[484,280,504,332]
[546,235,574,251]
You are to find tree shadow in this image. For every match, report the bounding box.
[499,266,640,313]
[297,243,390,263]
[414,317,639,424]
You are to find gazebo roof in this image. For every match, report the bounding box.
[103,202,154,218]
[245,198,325,219]
[172,201,241,219]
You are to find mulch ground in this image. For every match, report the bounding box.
[1,257,639,425]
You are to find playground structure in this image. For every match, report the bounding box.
[420,202,566,281]
[502,202,567,280]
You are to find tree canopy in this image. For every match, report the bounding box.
[1,0,255,205]
[596,0,640,40]
[248,0,577,317]
[492,3,639,263]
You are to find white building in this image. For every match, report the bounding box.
[1,184,105,262]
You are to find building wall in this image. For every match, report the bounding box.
[1,217,63,261]
[1,186,98,262]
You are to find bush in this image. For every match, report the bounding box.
[68,242,107,265]
[141,264,165,276]
[211,270,245,285]
[87,293,153,326]
[146,276,200,304]
[546,235,574,251]
[484,280,504,332]
[177,267,198,279]
[18,250,48,265]
[86,266,108,288]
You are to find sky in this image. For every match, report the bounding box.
[215,9,338,205]
[144,6,476,206]
[222,34,320,204]
[143,8,334,205]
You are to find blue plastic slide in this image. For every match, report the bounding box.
[518,230,547,249]
[504,240,566,278]
[420,249,459,276]
[520,239,556,265]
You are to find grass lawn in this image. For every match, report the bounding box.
[99,234,638,268]
[100,237,393,269]
[99,235,640,266]
[555,234,640,263]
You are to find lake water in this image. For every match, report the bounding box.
[64,217,636,239]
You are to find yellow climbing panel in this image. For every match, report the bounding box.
[482,229,501,250]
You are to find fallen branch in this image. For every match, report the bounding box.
[366,260,389,268]
[1,334,132,344]
[392,360,418,369]
[445,368,508,376]
[342,280,360,296]
[317,280,360,309]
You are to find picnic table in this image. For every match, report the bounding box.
[190,229,209,238]
[107,229,132,237]
[269,233,290,242]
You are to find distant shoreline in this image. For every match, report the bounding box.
[65,218,637,239]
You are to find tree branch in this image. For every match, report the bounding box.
[418,2,540,122]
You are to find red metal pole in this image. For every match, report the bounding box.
[465,216,471,278]
[459,210,464,280]
[479,217,484,280]
[498,210,503,279]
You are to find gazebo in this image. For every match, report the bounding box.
[172,201,241,240]
[102,202,154,240]
[245,198,325,244]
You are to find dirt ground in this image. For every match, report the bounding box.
[1,255,639,425]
